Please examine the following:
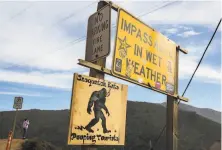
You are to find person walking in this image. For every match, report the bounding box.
[22,118,29,139]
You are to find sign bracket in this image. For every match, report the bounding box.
[176,46,188,54]
[78,59,188,102]
[102,0,119,11]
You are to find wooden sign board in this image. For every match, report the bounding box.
[68,73,128,145]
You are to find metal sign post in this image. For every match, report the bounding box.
[11,109,18,139]
[5,131,13,150]
[8,97,23,150]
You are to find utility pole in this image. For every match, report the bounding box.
[166,47,179,150]
[81,1,108,150]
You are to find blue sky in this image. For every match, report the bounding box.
[0,1,221,111]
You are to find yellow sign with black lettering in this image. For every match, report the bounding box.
[112,9,177,95]
[68,73,128,145]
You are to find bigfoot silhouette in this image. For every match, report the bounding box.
[85,88,111,134]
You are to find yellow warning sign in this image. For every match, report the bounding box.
[68,73,128,145]
[112,9,177,95]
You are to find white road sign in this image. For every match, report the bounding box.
[13,97,23,109]
[85,4,111,62]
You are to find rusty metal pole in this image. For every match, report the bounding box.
[5,131,13,150]
[12,109,18,139]
[81,1,108,150]
[166,48,179,150]
[8,109,18,150]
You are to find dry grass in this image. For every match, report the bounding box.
[0,139,24,150]
[209,141,221,150]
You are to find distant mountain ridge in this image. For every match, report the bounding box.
[0,101,220,150]
[161,102,221,124]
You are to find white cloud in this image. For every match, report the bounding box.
[140,1,221,25]
[177,30,202,37]
[0,16,88,70]
[0,69,73,90]
[165,28,179,34]
[0,69,135,90]
[0,1,98,71]
[179,54,221,84]
[0,1,220,91]
[0,1,220,71]
[178,39,221,84]
[178,25,192,30]
[0,91,51,97]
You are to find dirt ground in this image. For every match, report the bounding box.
[0,139,24,150]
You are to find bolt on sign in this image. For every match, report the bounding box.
[13,97,23,109]
[68,73,128,145]
[112,9,177,95]
[85,4,111,62]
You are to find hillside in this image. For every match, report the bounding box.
[162,102,221,123]
[0,101,220,150]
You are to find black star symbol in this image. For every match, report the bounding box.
[118,36,131,56]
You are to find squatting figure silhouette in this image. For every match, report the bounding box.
[85,88,111,134]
